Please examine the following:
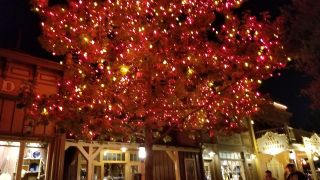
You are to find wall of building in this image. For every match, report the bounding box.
[202,130,259,180]
[0,48,63,137]
[0,49,64,180]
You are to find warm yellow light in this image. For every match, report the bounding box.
[103,150,108,156]
[41,108,48,115]
[187,68,194,75]
[121,147,127,152]
[119,65,130,75]
[83,37,89,42]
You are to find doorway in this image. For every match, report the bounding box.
[104,163,125,180]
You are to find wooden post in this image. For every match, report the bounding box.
[166,151,181,180]
[144,128,154,180]
[87,145,103,180]
[87,145,93,180]
[16,141,26,180]
[248,119,262,180]
[47,134,66,180]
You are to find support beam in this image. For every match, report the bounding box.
[87,146,93,180]
[16,141,26,180]
[166,151,181,180]
[76,144,89,160]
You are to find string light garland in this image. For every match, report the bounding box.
[24,0,288,141]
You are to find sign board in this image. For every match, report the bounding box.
[257,132,288,155]
[217,133,242,146]
[0,78,21,95]
[303,134,320,153]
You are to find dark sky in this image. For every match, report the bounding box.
[0,0,316,131]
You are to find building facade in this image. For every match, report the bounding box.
[255,127,320,180]
[8,49,319,180]
[0,49,65,180]
[0,49,206,180]
[202,126,259,180]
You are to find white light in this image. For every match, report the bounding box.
[0,141,20,146]
[313,156,319,161]
[138,147,146,159]
[251,154,256,160]
[273,102,287,110]
[103,150,108,156]
[289,151,296,160]
[302,159,307,165]
[27,143,42,148]
[208,151,215,158]
[222,160,228,166]
[0,173,11,180]
[121,147,127,152]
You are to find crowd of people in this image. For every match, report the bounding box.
[265,163,308,180]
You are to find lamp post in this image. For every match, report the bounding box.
[138,146,146,180]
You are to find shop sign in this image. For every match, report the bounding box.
[0,78,21,95]
[303,134,320,153]
[257,132,288,155]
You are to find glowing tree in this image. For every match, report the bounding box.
[26,0,288,179]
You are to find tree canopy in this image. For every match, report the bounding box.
[23,0,288,142]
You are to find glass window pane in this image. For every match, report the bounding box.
[0,141,20,180]
[122,153,125,161]
[23,142,47,180]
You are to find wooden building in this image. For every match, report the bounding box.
[202,120,259,180]
[0,49,206,180]
[255,128,320,180]
[0,48,65,180]
[253,103,320,180]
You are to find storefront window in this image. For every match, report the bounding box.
[104,163,124,180]
[130,153,139,162]
[0,141,20,180]
[94,166,101,180]
[103,152,125,161]
[219,152,246,180]
[204,161,212,180]
[21,142,47,180]
[79,152,88,180]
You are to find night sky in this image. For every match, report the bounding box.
[0,0,317,131]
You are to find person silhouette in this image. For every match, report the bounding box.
[286,163,307,180]
[265,170,276,180]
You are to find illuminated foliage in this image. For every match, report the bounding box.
[27,0,288,141]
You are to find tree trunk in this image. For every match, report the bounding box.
[145,128,154,180]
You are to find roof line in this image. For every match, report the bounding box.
[0,48,64,71]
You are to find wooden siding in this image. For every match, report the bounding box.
[153,150,175,180]
[0,49,63,137]
[0,97,56,137]
[179,151,205,180]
